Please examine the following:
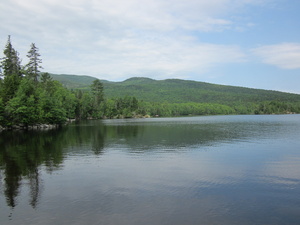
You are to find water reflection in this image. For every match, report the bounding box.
[0,123,109,208]
[0,129,64,208]
[100,115,298,152]
[0,115,300,224]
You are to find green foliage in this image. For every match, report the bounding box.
[1,36,22,78]
[40,72,52,84]
[90,79,104,118]
[39,80,77,124]
[0,36,22,103]
[24,43,43,83]
[1,73,22,103]
[102,77,300,105]
[50,75,300,116]
[102,96,140,118]
[0,39,80,128]
[0,97,4,125]
[136,102,236,117]
[74,90,93,119]
[1,75,77,127]
[5,78,41,126]
[254,101,300,115]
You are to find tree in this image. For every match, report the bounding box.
[40,72,52,84]
[0,97,4,125]
[39,81,72,124]
[91,79,104,103]
[90,79,104,118]
[0,36,22,102]
[0,36,21,78]
[25,43,43,83]
[0,37,82,128]
[5,78,42,127]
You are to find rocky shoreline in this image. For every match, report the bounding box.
[0,124,60,131]
[0,119,76,131]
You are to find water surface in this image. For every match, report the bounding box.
[1,115,300,224]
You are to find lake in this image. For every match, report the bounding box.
[1,115,300,225]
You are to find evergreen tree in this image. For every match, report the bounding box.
[25,43,43,83]
[0,97,4,125]
[91,79,104,103]
[90,79,104,118]
[40,72,52,84]
[0,36,22,102]
[1,36,21,77]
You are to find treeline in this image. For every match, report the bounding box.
[132,101,300,117]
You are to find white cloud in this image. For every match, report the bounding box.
[252,43,300,69]
[43,35,246,80]
[0,0,264,80]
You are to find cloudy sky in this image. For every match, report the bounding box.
[1,0,300,93]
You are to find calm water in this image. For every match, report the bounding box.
[1,115,300,225]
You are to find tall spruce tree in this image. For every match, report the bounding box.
[91,79,104,118]
[25,43,42,83]
[91,79,104,103]
[0,35,22,102]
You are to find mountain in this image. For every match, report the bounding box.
[50,74,110,89]
[50,74,300,105]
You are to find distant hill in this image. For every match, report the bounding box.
[50,74,109,89]
[50,74,300,105]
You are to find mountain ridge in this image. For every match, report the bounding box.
[50,73,300,105]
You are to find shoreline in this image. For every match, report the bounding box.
[0,119,76,132]
[1,113,298,132]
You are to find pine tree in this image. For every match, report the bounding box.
[91,79,104,118]
[40,72,52,84]
[91,79,104,103]
[0,35,22,102]
[25,43,43,83]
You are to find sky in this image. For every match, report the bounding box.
[0,0,300,93]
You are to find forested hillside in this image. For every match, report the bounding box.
[50,74,300,115]
[103,77,300,104]
[51,74,300,104]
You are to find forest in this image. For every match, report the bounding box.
[1,37,300,129]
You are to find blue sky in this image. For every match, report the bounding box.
[1,0,300,93]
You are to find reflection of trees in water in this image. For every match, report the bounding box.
[105,123,234,152]
[0,122,107,209]
[3,157,21,208]
[92,130,105,155]
[3,154,42,208]
[28,168,41,208]
[0,130,64,208]
[101,120,276,153]
[71,122,106,155]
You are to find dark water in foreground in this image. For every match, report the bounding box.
[1,115,300,225]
